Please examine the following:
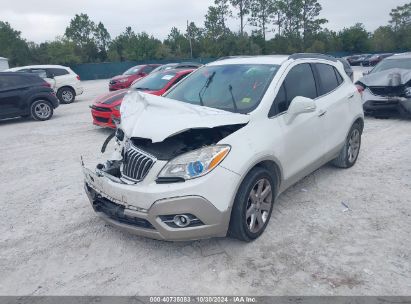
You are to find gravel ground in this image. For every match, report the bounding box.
[1,70,410,296]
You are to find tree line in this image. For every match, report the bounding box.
[1,0,410,67]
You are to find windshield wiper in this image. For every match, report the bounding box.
[228,84,238,112]
[198,71,216,106]
[134,87,151,91]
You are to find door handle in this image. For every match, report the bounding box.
[318,110,327,117]
[347,93,355,99]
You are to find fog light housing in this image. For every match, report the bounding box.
[173,215,191,228]
[159,214,204,228]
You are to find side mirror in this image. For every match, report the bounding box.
[285,96,316,125]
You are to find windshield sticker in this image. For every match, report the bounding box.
[241,97,252,103]
[162,75,174,80]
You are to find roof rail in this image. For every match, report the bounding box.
[288,53,337,62]
[216,55,253,61]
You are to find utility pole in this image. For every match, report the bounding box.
[187,20,193,59]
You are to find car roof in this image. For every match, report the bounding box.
[388,52,411,59]
[0,71,37,76]
[209,55,290,66]
[7,64,69,71]
[156,68,194,75]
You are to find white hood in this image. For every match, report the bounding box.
[119,91,250,143]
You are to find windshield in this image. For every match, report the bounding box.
[151,64,177,74]
[372,59,411,73]
[123,65,143,75]
[131,71,177,91]
[165,64,280,114]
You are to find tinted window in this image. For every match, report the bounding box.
[142,66,157,74]
[315,64,339,95]
[269,84,287,117]
[30,69,48,79]
[49,68,69,76]
[280,64,317,111]
[0,74,27,89]
[334,67,344,85]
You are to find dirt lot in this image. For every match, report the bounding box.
[1,74,410,296]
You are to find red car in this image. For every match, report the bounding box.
[92,69,194,128]
[108,64,161,91]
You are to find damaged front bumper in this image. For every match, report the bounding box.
[362,89,411,117]
[82,162,240,241]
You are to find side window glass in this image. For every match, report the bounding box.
[315,63,339,95]
[49,68,69,77]
[0,75,23,88]
[284,63,317,106]
[334,67,344,85]
[269,84,286,117]
[31,69,47,79]
[270,64,317,117]
[143,66,155,74]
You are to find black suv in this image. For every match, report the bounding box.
[0,72,59,121]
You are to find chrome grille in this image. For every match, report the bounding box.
[122,145,155,182]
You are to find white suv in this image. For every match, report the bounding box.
[7,65,83,104]
[83,54,364,241]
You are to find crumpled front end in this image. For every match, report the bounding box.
[82,91,248,240]
[362,87,411,118]
[358,69,411,118]
[82,153,240,241]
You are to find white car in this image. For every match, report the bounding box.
[83,54,364,241]
[6,65,83,104]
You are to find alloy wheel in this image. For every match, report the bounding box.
[34,102,52,119]
[348,129,360,163]
[62,90,73,102]
[245,178,273,233]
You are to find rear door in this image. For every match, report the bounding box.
[312,63,352,154]
[0,74,27,118]
[48,68,70,90]
[30,69,56,89]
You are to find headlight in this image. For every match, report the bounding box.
[119,78,128,83]
[114,104,121,111]
[158,145,230,180]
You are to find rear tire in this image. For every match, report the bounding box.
[57,87,75,104]
[332,123,362,168]
[30,100,53,121]
[228,167,276,242]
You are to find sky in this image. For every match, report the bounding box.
[0,0,409,43]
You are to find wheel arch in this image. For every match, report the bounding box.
[29,94,53,107]
[353,116,364,134]
[229,156,283,209]
[57,85,76,95]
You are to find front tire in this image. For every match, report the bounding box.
[332,123,362,168]
[30,100,53,121]
[228,167,276,242]
[57,87,75,104]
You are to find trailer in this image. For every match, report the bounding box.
[0,57,9,71]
